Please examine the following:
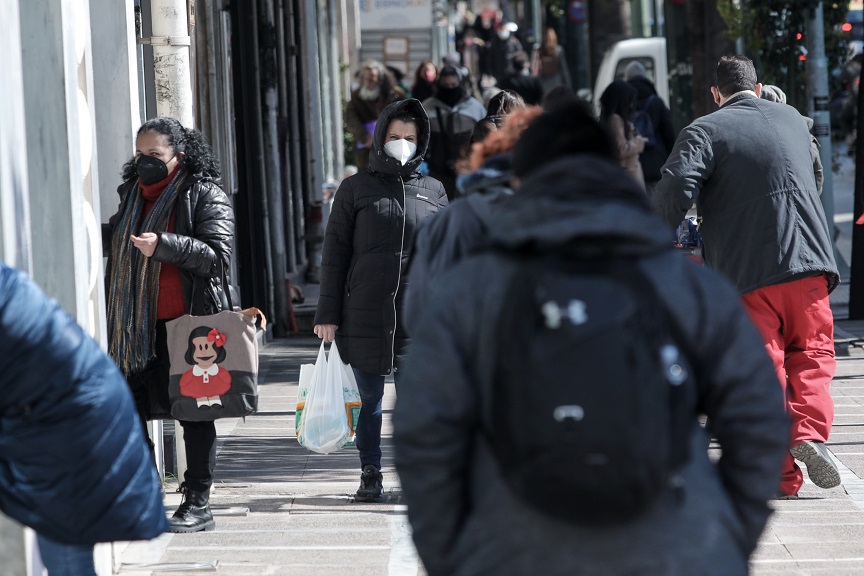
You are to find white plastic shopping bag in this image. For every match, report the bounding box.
[295,343,325,436]
[328,342,362,444]
[296,342,357,454]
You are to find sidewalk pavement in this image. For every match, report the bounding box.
[118,336,418,576]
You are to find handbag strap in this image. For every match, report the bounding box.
[186,256,235,315]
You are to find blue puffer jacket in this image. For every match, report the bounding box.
[0,262,168,545]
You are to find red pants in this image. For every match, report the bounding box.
[741,275,835,495]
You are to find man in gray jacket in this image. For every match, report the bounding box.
[655,55,840,499]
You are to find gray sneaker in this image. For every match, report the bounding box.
[790,441,841,489]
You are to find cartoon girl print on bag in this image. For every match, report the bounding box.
[179,326,232,409]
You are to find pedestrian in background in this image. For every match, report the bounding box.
[625,61,676,198]
[533,27,571,95]
[345,60,407,170]
[410,60,438,104]
[656,55,840,499]
[394,103,788,575]
[480,21,525,87]
[423,66,487,199]
[497,51,544,106]
[484,88,525,119]
[473,89,525,142]
[313,99,447,503]
[102,117,234,533]
[405,105,542,328]
[0,262,167,576]
[599,80,647,190]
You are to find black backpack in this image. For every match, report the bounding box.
[487,254,694,525]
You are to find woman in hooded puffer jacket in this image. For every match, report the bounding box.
[314,98,448,502]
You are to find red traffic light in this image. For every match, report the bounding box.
[796,32,803,40]
[843,22,853,32]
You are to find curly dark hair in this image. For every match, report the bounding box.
[121,117,221,181]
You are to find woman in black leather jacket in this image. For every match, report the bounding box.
[102,117,234,534]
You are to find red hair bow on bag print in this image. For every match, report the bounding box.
[208,328,227,348]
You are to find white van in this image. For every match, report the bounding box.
[593,37,668,114]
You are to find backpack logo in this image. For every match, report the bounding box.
[541,299,587,328]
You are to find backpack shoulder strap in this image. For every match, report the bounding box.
[642,95,655,112]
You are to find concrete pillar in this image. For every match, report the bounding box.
[90,0,140,226]
[0,0,31,570]
[0,0,32,272]
[19,0,99,329]
[151,0,194,127]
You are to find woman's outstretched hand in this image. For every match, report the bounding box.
[130,233,159,257]
[314,324,338,342]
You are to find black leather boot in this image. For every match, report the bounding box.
[168,483,215,533]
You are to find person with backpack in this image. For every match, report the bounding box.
[656,55,840,500]
[599,80,647,190]
[393,103,789,576]
[625,61,676,198]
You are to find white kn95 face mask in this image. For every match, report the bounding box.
[383,139,417,165]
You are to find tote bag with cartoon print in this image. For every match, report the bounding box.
[166,309,265,421]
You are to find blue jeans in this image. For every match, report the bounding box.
[352,367,400,470]
[37,534,96,576]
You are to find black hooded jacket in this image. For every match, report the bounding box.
[315,99,448,375]
[394,156,788,576]
[102,172,235,316]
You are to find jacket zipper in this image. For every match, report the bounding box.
[390,176,407,371]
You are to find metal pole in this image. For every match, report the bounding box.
[149,0,194,127]
[261,0,290,336]
[806,3,836,247]
[531,0,542,49]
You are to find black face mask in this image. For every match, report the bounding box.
[437,85,465,107]
[137,155,170,185]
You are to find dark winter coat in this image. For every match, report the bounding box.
[655,92,838,295]
[315,99,448,375]
[405,154,513,330]
[103,173,235,316]
[629,76,676,182]
[0,263,168,545]
[498,71,545,105]
[394,156,788,576]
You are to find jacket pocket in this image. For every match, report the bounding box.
[345,260,357,296]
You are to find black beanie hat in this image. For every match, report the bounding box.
[511,102,617,179]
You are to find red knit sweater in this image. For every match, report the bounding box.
[140,168,186,320]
